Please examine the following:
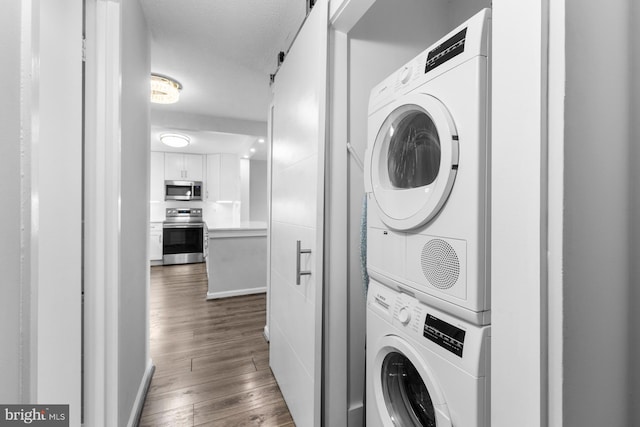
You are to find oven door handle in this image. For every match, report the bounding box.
[163,224,204,229]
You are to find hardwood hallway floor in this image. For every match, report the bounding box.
[140,263,294,426]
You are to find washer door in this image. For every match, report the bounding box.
[373,335,452,427]
[369,93,458,231]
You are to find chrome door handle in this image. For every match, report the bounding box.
[296,240,311,285]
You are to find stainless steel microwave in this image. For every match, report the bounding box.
[164,180,203,201]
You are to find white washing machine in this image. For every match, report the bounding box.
[364,9,491,324]
[366,279,490,427]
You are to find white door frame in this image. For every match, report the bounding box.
[83,0,122,425]
[328,1,558,426]
[21,0,83,422]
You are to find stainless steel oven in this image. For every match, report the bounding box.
[163,208,206,265]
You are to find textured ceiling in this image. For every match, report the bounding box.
[139,0,306,157]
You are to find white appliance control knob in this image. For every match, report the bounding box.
[398,307,411,325]
[400,66,412,84]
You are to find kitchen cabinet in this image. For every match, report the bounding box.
[206,153,240,202]
[165,153,203,181]
[150,222,163,263]
[150,152,165,202]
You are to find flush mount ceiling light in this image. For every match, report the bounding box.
[160,133,190,148]
[258,138,265,143]
[150,74,182,104]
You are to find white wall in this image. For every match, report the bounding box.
[250,160,268,221]
[119,0,151,425]
[632,1,640,425]
[491,1,548,425]
[563,1,631,425]
[0,0,23,403]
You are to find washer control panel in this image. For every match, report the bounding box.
[423,313,466,357]
[392,293,423,335]
[391,289,467,358]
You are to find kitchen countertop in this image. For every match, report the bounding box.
[208,221,267,231]
[208,222,267,238]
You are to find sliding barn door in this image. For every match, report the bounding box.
[268,1,328,426]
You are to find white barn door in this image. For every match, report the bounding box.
[268,1,328,426]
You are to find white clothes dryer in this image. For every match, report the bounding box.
[365,9,491,324]
[366,279,490,427]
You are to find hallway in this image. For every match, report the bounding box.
[140,263,293,426]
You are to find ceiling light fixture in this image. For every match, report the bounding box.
[250,148,256,153]
[160,133,190,148]
[258,138,265,143]
[150,74,182,104]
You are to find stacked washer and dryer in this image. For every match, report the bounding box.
[364,9,491,427]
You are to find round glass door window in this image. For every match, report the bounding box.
[387,110,441,190]
[369,96,457,231]
[381,351,437,427]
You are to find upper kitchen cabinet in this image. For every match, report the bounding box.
[150,152,165,202]
[165,153,204,181]
[206,153,240,202]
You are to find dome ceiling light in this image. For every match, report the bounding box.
[150,74,182,104]
[160,133,190,148]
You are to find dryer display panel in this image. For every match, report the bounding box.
[423,314,466,357]
[381,352,437,427]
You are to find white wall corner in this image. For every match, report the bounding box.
[491,1,548,425]
[329,0,376,33]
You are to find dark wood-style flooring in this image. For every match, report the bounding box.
[140,263,294,426]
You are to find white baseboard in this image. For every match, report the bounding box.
[348,402,364,427]
[206,287,266,300]
[127,359,155,427]
[263,325,270,342]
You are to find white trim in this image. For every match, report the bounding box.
[126,361,155,427]
[312,4,329,426]
[262,325,270,342]
[491,1,549,425]
[324,26,349,427]
[32,0,83,421]
[84,1,122,425]
[546,0,564,424]
[206,287,267,300]
[20,0,39,403]
[104,2,122,423]
[265,102,274,354]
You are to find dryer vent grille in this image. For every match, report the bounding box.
[420,239,460,289]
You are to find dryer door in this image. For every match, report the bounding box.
[368,93,458,231]
[373,335,452,427]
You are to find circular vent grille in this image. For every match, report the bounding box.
[420,239,460,290]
